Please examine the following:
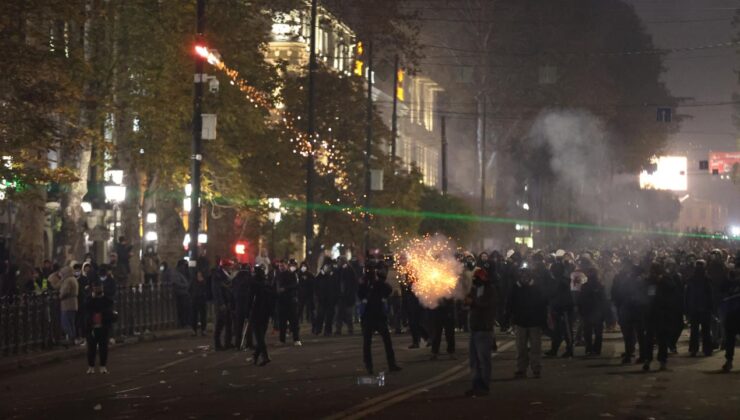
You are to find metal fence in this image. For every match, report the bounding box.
[0,283,178,357]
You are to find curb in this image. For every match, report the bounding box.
[0,329,195,377]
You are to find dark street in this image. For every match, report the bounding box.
[2,327,738,419]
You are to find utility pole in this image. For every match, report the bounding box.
[441,115,448,195]
[480,96,486,215]
[189,0,205,272]
[363,40,373,256]
[305,0,317,265]
[390,54,399,163]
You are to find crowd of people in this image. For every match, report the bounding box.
[1,235,738,398]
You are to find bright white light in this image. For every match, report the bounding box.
[522,203,530,211]
[183,198,192,213]
[198,233,208,244]
[104,169,124,185]
[146,212,157,224]
[185,184,192,197]
[104,184,126,203]
[194,45,209,58]
[639,156,688,192]
[731,226,740,237]
[81,202,93,213]
[183,234,190,249]
[331,243,342,260]
[145,231,158,242]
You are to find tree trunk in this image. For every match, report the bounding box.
[157,194,185,268]
[11,187,47,266]
[56,0,96,264]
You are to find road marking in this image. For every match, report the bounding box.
[326,339,514,420]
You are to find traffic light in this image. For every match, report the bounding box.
[234,240,249,263]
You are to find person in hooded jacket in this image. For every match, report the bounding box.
[578,268,607,356]
[358,260,401,375]
[250,264,275,366]
[611,257,647,364]
[506,266,548,378]
[212,260,235,349]
[277,260,301,346]
[84,278,116,374]
[232,263,252,349]
[464,267,496,397]
[641,262,683,371]
[314,259,339,336]
[335,257,358,335]
[297,261,315,325]
[685,259,714,357]
[545,259,575,358]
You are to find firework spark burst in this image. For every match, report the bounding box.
[394,235,463,309]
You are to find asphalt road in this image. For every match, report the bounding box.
[1,324,739,420]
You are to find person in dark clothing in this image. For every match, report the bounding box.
[429,297,456,359]
[578,268,607,356]
[190,270,208,336]
[277,260,301,346]
[297,262,315,324]
[664,259,685,353]
[719,269,740,372]
[314,260,338,336]
[506,266,548,378]
[403,278,429,348]
[335,257,358,335]
[686,260,714,357]
[250,264,275,366]
[97,264,117,301]
[545,260,574,358]
[612,260,647,364]
[465,266,496,397]
[115,236,133,279]
[212,259,235,350]
[642,262,683,371]
[232,263,252,349]
[85,279,116,374]
[167,260,191,328]
[358,261,401,375]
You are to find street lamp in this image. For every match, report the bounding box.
[267,198,282,258]
[104,180,126,245]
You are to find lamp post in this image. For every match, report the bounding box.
[267,198,282,259]
[104,180,126,246]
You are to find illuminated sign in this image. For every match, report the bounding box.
[708,152,740,174]
[639,155,688,191]
[396,69,405,101]
[354,42,364,76]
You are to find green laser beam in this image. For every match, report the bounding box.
[211,196,738,242]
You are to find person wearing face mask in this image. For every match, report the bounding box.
[314,260,339,336]
[297,262,315,325]
[506,266,547,378]
[335,257,358,335]
[277,259,302,346]
[84,278,116,374]
[97,264,116,302]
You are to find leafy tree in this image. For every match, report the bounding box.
[418,187,475,244]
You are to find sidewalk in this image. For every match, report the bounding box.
[0,328,197,376]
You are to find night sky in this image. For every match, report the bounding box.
[626,0,738,154]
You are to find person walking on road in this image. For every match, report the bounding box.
[578,268,607,356]
[465,267,496,397]
[506,266,548,379]
[212,259,235,350]
[358,260,401,375]
[251,264,276,366]
[685,260,714,357]
[277,260,302,346]
[314,260,338,336]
